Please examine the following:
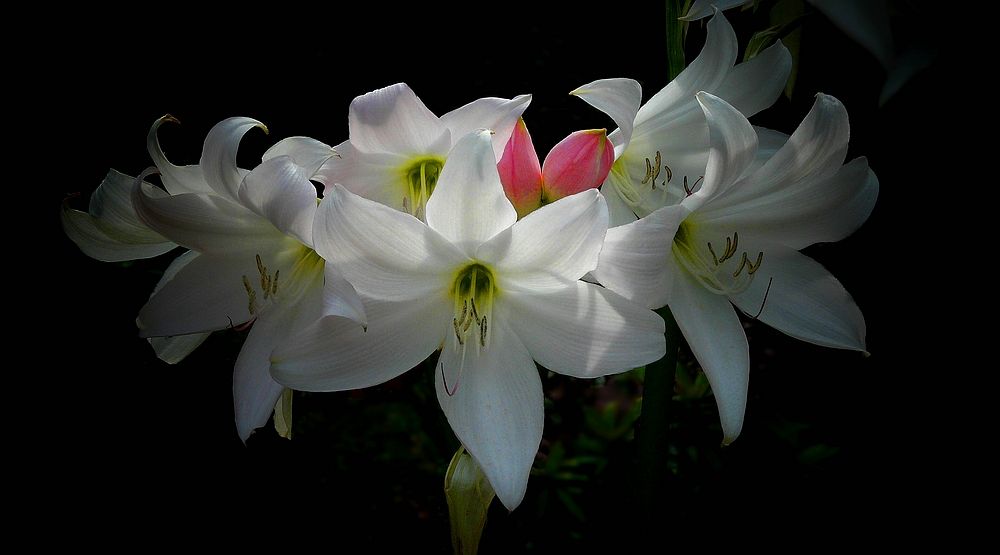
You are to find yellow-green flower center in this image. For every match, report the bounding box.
[450,262,497,351]
[672,222,763,296]
[402,157,444,221]
[240,246,324,321]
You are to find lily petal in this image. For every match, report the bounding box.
[146,115,214,196]
[684,92,758,211]
[439,94,532,161]
[478,189,607,293]
[234,307,294,443]
[436,315,542,512]
[426,129,517,253]
[270,294,451,391]
[570,78,642,158]
[199,117,267,202]
[666,268,750,444]
[347,83,448,154]
[729,242,867,353]
[61,170,177,262]
[239,155,319,247]
[502,282,665,377]
[136,250,259,336]
[133,170,285,255]
[148,333,210,364]
[315,184,466,301]
[592,204,690,310]
[262,136,339,177]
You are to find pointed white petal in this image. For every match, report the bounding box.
[684,92,758,211]
[436,315,542,512]
[132,171,284,255]
[270,295,451,391]
[61,170,177,262]
[315,184,465,301]
[748,93,851,191]
[136,250,261,336]
[234,308,292,443]
[425,130,517,253]
[715,39,792,117]
[592,204,690,309]
[200,117,267,202]
[239,155,318,247]
[729,242,866,352]
[313,140,412,209]
[503,283,665,377]
[321,265,367,326]
[600,168,641,228]
[635,12,739,131]
[347,83,449,154]
[570,78,642,158]
[667,268,749,444]
[146,116,214,196]
[439,94,532,160]
[477,189,607,292]
[702,156,878,249]
[148,333,210,364]
[263,136,338,177]
[681,0,750,20]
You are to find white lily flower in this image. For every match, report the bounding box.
[315,82,531,221]
[270,129,665,511]
[592,92,877,444]
[570,10,792,226]
[121,116,365,442]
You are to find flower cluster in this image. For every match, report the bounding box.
[62,10,875,513]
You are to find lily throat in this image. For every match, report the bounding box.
[402,158,444,221]
[672,224,764,296]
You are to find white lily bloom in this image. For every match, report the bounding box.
[315,82,531,221]
[593,92,877,444]
[270,129,665,511]
[570,10,792,226]
[82,116,365,442]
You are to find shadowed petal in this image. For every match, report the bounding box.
[729,242,866,353]
[239,156,319,247]
[61,169,177,261]
[200,117,267,202]
[667,269,750,445]
[270,294,451,391]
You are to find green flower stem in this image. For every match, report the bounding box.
[666,0,690,82]
[635,306,682,534]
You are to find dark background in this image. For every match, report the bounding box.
[40,1,942,549]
